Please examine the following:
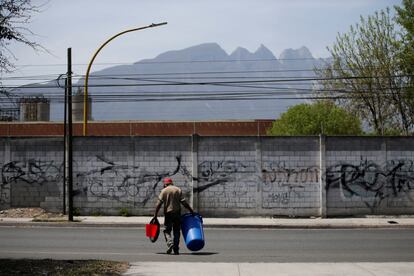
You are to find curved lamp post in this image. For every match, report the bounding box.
[83,22,168,136]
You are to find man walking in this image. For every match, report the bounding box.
[154,177,194,255]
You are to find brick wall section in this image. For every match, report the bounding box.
[0,136,413,217]
[0,123,63,137]
[133,123,194,136]
[0,120,273,137]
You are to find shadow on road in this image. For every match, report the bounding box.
[156,252,218,256]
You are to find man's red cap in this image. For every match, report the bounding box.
[163,177,173,185]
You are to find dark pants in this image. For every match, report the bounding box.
[163,212,181,252]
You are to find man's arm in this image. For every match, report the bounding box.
[154,200,162,218]
[181,200,195,214]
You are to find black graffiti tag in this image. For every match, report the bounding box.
[326,159,414,209]
[76,155,185,206]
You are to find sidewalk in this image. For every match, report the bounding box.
[124,262,414,276]
[1,215,414,228]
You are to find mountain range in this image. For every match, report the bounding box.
[16,43,325,121]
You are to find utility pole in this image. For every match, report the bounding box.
[67,48,74,222]
[63,76,67,215]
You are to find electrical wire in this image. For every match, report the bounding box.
[10,56,330,68]
[2,84,413,104]
[2,74,412,90]
[1,65,397,81]
[2,64,412,113]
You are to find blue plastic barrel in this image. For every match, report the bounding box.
[181,213,205,251]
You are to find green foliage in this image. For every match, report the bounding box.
[91,210,102,216]
[72,208,81,216]
[267,101,363,136]
[395,0,414,129]
[316,6,414,135]
[395,0,414,44]
[119,207,130,217]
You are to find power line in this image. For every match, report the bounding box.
[2,73,411,90]
[1,68,322,81]
[2,94,409,104]
[0,74,64,81]
[83,69,319,79]
[2,65,402,82]
[11,56,330,68]
[3,84,413,104]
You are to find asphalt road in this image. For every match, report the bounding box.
[0,226,413,263]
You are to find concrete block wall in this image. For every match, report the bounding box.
[196,137,258,217]
[260,137,321,217]
[325,137,414,216]
[0,138,63,210]
[0,140,6,207]
[193,137,322,217]
[72,137,192,215]
[0,136,413,217]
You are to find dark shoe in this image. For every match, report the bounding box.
[173,251,179,255]
[166,244,173,254]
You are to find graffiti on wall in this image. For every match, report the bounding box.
[75,155,188,206]
[76,157,253,206]
[261,161,319,206]
[1,150,412,213]
[0,160,63,205]
[0,156,321,208]
[193,160,250,193]
[2,160,62,185]
[267,191,291,205]
[0,154,255,207]
[326,159,414,209]
[193,160,255,208]
[261,161,319,184]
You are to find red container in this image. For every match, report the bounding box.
[146,223,159,238]
[145,217,160,243]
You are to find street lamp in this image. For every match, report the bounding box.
[83,22,168,136]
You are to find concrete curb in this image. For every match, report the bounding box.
[1,219,414,229]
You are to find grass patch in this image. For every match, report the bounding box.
[73,208,81,216]
[0,259,129,276]
[119,208,130,217]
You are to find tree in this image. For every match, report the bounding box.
[395,0,414,131]
[316,8,413,135]
[267,101,363,136]
[395,0,414,74]
[0,0,42,73]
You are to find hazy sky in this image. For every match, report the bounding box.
[4,0,401,86]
